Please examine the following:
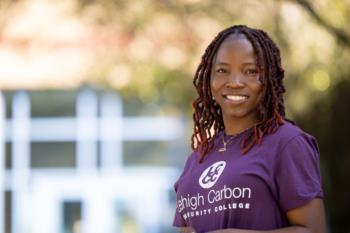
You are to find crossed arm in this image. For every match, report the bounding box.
[179,198,326,233]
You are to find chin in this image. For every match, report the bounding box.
[223,109,258,121]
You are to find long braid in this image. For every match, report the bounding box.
[240,29,284,152]
[191,25,286,162]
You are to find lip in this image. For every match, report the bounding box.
[222,94,249,104]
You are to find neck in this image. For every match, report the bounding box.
[222,115,257,135]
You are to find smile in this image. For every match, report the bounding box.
[224,95,249,102]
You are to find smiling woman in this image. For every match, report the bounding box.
[173,25,326,233]
[210,33,263,136]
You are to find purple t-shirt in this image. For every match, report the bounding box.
[173,121,324,232]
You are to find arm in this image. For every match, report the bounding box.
[208,198,326,233]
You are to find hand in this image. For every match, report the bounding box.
[207,230,246,233]
[180,226,196,233]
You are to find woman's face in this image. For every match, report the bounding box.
[210,33,263,125]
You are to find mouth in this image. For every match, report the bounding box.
[223,94,249,103]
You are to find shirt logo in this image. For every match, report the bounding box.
[199,161,226,189]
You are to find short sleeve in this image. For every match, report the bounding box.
[172,153,195,227]
[275,134,324,212]
[173,176,186,227]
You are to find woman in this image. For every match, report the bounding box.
[173,25,326,233]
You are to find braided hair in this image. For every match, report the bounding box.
[191,25,286,162]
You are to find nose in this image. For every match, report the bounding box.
[226,73,245,88]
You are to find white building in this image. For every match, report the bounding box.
[0,89,185,233]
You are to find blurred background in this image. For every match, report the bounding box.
[0,0,349,232]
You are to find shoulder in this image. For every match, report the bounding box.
[269,120,320,163]
[185,150,200,167]
[273,120,304,139]
[261,119,319,155]
[177,150,199,178]
[268,120,315,144]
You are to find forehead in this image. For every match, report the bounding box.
[214,33,256,63]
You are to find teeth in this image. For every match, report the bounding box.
[225,95,248,101]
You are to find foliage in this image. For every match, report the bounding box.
[1,0,350,231]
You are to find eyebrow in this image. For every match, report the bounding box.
[214,62,257,66]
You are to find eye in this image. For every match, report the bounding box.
[245,68,258,76]
[216,68,228,74]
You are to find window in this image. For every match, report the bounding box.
[62,201,82,233]
[31,142,76,168]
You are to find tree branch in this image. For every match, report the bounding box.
[292,0,350,47]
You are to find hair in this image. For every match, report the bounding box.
[191,25,286,162]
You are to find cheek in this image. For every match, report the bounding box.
[210,77,217,94]
[210,80,224,102]
[255,85,264,103]
[210,76,223,92]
